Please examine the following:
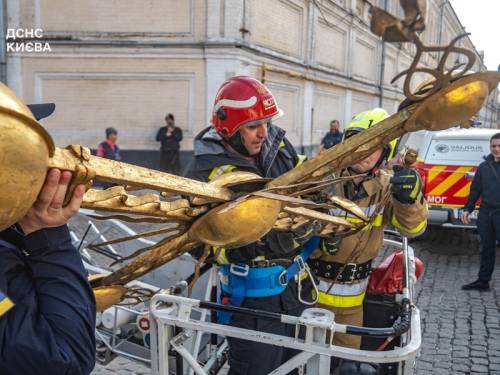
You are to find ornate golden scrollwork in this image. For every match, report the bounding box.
[0,0,499,311]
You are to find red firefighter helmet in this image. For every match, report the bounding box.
[211,76,284,138]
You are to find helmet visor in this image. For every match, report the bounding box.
[239,108,284,129]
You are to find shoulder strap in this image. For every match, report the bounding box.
[280,236,321,285]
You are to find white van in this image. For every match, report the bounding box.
[400,127,499,227]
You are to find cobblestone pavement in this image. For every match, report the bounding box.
[88,223,500,374]
[411,227,500,375]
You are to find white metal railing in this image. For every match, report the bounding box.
[148,233,420,375]
[149,293,421,375]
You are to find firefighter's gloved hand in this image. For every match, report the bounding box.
[320,236,342,256]
[265,222,319,258]
[390,165,422,204]
[291,221,317,249]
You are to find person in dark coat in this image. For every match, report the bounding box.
[187,76,314,375]
[0,100,95,375]
[318,119,343,153]
[156,113,183,174]
[461,132,500,291]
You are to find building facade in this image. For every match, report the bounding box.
[2,0,499,170]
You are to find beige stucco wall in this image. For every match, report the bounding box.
[16,54,206,150]
[5,0,498,155]
[16,0,207,41]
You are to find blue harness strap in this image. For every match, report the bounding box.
[217,236,320,324]
[279,236,320,285]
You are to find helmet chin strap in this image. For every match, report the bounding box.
[375,146,391,169]
[227,131,252,157]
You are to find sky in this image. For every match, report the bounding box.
[449,0,499,70]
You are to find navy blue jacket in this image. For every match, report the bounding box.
[186,124,305,263]
[321,131,343,149]
[187,124,299,182]
[0,225,96,375]
[464,154,500,212]
[186,124,309,311]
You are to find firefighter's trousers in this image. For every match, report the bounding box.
[319,304,363,349]
[226,282,306,375]
[314,277,368,349]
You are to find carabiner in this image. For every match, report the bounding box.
[297,264,319,306]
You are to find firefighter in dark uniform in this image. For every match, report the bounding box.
[0,104,96,374]
[188,76,316,374]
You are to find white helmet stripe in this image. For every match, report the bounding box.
[213,96,257,112]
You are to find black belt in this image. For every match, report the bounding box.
[249,258,293,268]
[309,259,372,282]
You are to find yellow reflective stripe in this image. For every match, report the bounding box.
[331,205,384,218]
[279,140,286,148]
[208,168,219,181]
[208,165,236,181]
[345,217,365,224]
[410,176,421,199]
[0,296,14,316]
[391,215,426,235]
[296,154,306,167]
[316,291,366,308]
[213,247,229,265]
[346,214,383,229]
[318,279,368,296]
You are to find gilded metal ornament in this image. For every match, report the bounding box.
[0,0,499,311]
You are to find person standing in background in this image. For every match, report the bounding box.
[156,113,183,174]
[96,127,121,189]
[318,119,343,153]
[97,127,121,161]
[461,133,500,291]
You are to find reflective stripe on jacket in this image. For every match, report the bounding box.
[315,279,368,308]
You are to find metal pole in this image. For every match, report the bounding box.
[378,0,388,107]
[401,236,411,301]
[189,267,216,375]
[171,332,207,375]
[209,267,218,347]
[0,0,6,84]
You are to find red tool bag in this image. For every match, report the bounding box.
[367,251,424,295]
